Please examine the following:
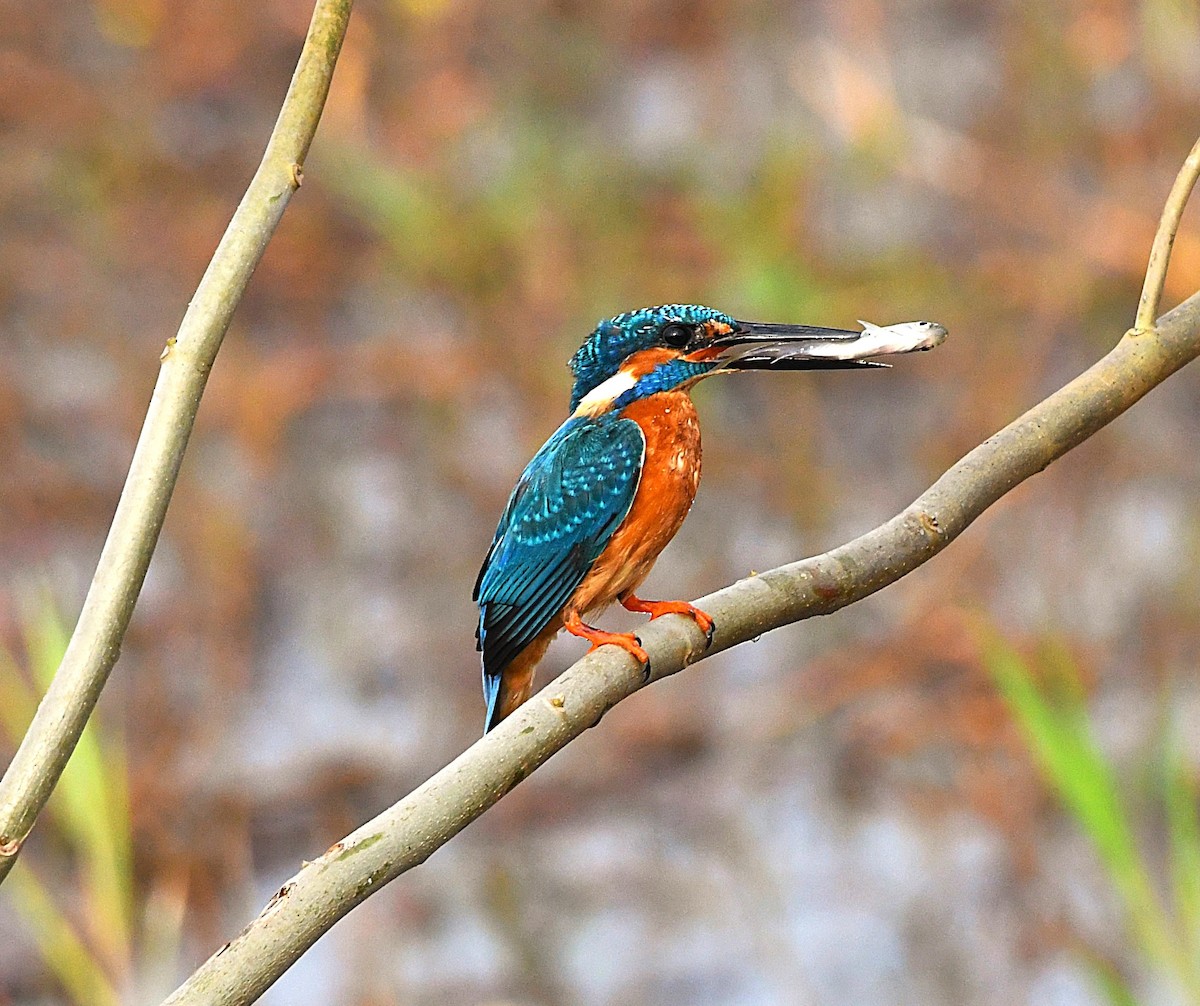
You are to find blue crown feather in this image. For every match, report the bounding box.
[567,304,735,410]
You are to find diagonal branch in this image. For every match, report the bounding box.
[0,0,355,885]
[162,289,1200,1006]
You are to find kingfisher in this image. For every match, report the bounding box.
[474,304,947,732]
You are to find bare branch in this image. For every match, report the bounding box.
[0,0,355,885]
[162,288,1200,1005]
[1136,135,1200,332]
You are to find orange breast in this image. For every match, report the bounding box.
[569,390,702,613]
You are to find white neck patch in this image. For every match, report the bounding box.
[573,368,639,417]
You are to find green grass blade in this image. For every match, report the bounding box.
[1085,954,1140,1006]
[6,865,121,1006]
[24,603,134,976]
[983,634,1176,969]
[1163,734,1200,961]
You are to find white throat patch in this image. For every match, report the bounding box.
[573,368,639,417]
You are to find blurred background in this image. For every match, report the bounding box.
[3,1,1200,1003]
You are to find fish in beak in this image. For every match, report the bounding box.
[710,319,949,370]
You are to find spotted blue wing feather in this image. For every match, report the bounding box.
[474,414,645,728]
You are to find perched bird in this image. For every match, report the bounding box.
[474,304,947,732]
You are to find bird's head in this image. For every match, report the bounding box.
[567,303,946,416]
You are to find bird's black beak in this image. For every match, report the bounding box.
[706,319,947,371]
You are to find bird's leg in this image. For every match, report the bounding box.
[619,591,716,649]
[563,608,651,678]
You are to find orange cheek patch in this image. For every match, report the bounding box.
[683,320,735,362]
[621,347,682,377]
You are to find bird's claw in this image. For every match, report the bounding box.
[620,593,715,653]
[680,607,716,651]
[634,636,652,682]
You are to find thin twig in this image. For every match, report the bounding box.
[1135,135,1200,332]
[162,288,1200,1006]
[0,0,355,885]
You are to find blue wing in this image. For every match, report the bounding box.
[474,414,646,721]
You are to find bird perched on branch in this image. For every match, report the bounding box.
[474,304,947,732]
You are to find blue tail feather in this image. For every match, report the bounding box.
[482,667,504,734]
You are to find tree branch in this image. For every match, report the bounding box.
[1136,135,1200,332]
[161,288,1200,1004]
[0,0,355,885]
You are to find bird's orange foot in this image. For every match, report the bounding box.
[564,609,651,677]
[620,592,716,649]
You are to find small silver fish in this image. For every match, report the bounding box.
[857,319,948,353]
[790,320,949,361]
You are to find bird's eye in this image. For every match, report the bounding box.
[661,323,693,348]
